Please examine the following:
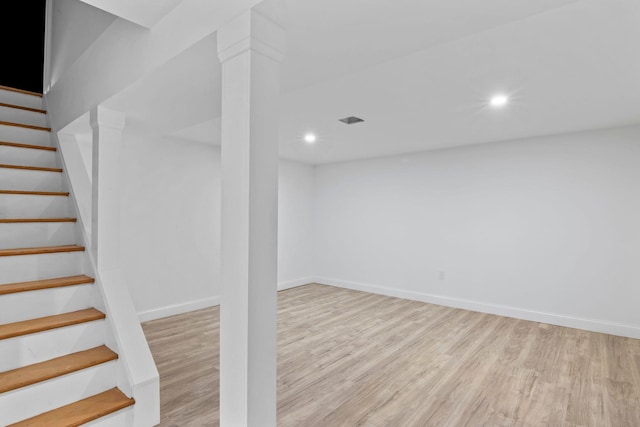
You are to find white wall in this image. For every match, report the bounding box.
[119,132,315,321]
[278,160,315,288]
[120,132,221,321]
[313,125,640,337]
[76,0,182,28]
[49,0,116,88]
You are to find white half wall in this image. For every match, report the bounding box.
[57,132,92,238]
[313,125,640,338]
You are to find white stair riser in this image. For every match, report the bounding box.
[0,124,51,147]
[0,222,77,249]
[0,285,97,324]
[0,320,106,372]
[0,145,57,168]
[0,89,43,110]
[0,360,118,425]
[0,251,85,283]
[84,407,133,427]
[0,194,70,218]
[0,105,47,128]
[0,168,63,191]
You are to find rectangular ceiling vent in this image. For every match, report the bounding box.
[339,116,364,125]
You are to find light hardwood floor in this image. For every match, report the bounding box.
[142,284,640,426]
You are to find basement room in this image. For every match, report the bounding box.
[0,0,638,425]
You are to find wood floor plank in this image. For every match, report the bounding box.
[0,346,117,393]
[142,284,640,427]
[8,388,133,427]
[603,334,640,426]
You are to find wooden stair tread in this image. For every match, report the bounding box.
[0,102,46,114]
[0,308,105,340]
[0,164,62,173]
[0,141,56,151]
[0,121,50,132]
[0,218,77,223]
[0,190,68,196]
[0,85,43,98]
[0,245,85,257]
[8,388,134,427]
[0,275,94,296]
[0,346,117,394]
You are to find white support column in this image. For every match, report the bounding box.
[90,106,125,272]
[217,8,285,427]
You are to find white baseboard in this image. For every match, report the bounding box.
[138,296,221,323]
[278,277,315,291]
[313,276,640,340]
[138,278,314,322]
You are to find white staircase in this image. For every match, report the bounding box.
[0,85,135,426]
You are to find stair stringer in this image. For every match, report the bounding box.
[45,106,160,427]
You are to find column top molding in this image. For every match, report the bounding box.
[90,105,126,130]
[217,9,285,64]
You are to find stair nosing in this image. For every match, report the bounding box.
[0,102,46,114]
[0,120,50,132]
[0,190,69,196]
[0,275,94,295]
[7,388,135,427]
[0,141,56,151]
[0,85,43,98]
[0,163,62,173]
[0,218,77,224]
[0,308,105,341]
[0,245,85,257]
[0,345,117,394]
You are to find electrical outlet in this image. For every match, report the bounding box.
[439,271,446,280]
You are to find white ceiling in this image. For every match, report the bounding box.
[280,0,580,92]
[104,0,640,164]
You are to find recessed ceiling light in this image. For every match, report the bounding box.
[490,94,509,108]
[303,133,317,144]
